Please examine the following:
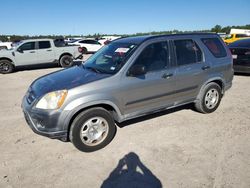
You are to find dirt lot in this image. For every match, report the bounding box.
[0,59,249,188]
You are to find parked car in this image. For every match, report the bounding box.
[69,39,103,54]
[98,36,121,45]
[64,37,83,43]
[229,38,250,73]
[223,33,250,45]
[0,41,12,50]
[0,38,83,73]
[22,33,233,152]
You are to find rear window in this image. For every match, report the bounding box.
[201,38,227,58]
[235,34,248,38]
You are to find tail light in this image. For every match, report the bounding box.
[104,40,111,45]
[78,47,83,53]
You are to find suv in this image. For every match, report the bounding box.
[22,33,233,152]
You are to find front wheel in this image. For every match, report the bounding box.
[0,60,14,74]
[70,107,117,152]
[195,82,222,113]
[59,55,74,67]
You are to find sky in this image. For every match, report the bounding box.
[0,0,250,36]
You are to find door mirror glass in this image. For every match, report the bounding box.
[128,64,147,76]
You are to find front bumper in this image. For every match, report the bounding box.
[21,96,68,141]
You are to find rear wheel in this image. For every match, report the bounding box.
[195,82,222,113]
[59,55,74,67]
[0,60,14,74]
[70,107,117,152]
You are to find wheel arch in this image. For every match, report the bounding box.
[59,53,73,61]
[0,57,15,66]
[197,78,225,101]
[65,102,122,140]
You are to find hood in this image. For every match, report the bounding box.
[0,49,14,55]
[30,65,111,99]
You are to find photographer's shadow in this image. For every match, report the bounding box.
[101,152,162,188]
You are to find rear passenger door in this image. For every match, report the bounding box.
[172,39,209,103]
[36,41,55,64]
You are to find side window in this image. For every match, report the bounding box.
[174,39,202,66]
[133,42,169,72]
[79,40,87,44]
[235,34,248,38]
[19,42,35,51]
[38,41,51,49]
[201,38,227,58]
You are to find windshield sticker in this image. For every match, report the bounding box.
[115,48,130,53]
[110,66,116,71]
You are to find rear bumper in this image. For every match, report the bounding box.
[233,65,250,74]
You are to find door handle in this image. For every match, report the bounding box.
[30,51,35,53]
[162,73,173,79]
[202,65,210,70]
[47,49,52,51]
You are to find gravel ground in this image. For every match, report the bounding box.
[0,57,249,188]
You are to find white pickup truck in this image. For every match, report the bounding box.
[0,41,12,50]
[0,38,83,73]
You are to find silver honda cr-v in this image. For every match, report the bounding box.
[22,33,233,152]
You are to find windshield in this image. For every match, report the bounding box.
[83,42,137,74]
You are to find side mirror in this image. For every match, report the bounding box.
[128,64,147,77]
[17,48,23,53]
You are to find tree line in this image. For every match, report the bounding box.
[1,24,250,42]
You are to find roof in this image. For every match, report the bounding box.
[22,38,53,42]
[114,33,218,45]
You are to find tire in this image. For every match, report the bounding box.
[195,82,222,114]
[82,47,87,54]
[0,60,14,74]
[70,107,117,152]
[59,55,74,68]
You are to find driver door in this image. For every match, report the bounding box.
[120,41,177,116]
[15,42,38,66]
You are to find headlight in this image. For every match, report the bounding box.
[36,90,68,110]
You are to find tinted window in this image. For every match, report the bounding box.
[229,39,250,48]
[202,38,227,58]
[54,39,66,47]
[19,42,35,51]
[235,34,248,38]
[38,41,51,49]
[174,39,202,65]
[80,40,100,45]
[133,42,169,72]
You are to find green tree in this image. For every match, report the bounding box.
[211,25,222,33]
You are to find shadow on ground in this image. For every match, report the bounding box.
[118,103,195,128]
[101,152,162,188]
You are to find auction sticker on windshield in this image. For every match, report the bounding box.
[115,48,130,53]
